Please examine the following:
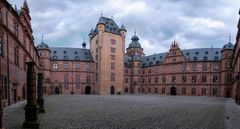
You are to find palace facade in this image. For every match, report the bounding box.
[1,0,240,107]
[0,0,40,106]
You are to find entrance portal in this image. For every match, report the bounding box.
[170,86,177,95]
[110,86,115,95]
[85,86,91,95]
[55,87,60,94]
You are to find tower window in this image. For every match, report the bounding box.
[111,39,116,44]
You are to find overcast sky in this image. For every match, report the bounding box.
[8,0,240,55]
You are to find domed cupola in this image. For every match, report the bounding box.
[36,34,50,49]
[222,34,234,50]
[223,42,234,49]
[128,33,142,48]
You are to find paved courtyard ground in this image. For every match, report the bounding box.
[3,95,240,129]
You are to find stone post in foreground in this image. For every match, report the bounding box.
[23,62,39,129]
[37,73,45,113]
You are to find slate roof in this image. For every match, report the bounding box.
[92,16,121,36]
[128,35,142,48]
[50,47,93,61]
[36,42,49,49]
[222,42,234,49]
[125,48,223,67]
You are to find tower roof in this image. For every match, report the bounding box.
[222,34,234,49]
[128,33,142,48]
[93,16,121,35]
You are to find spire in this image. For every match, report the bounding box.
[229,33,231,43]
[101,11,103,17]
[134,29,136,36]
[15,4,17,10]
[41,33,44,43]
[82,37,86,48]
[23,0,29,12]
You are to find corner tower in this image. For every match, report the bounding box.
[89,16,126,95]
[36,38,51,94]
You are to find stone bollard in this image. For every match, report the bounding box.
[37,73,45,113]
[22,62,39,129]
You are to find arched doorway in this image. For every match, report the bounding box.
[110,86,115,95]
[170,86,177,95]
[55,87,60,94]
[85,86,91,95]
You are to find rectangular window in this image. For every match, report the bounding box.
[86,63,90,71]
[76,76,80,89]
[202,64,207,71]
[111,62,115,70]
[191,88,196,95]
[2,77,8,99]
[202,75,207,83]
[64,63,69,70]
[162,87,165,94]
[213,65,218,71]
[182,88,186,95]
[125,78,128,83]
[213,88,217,96]
[192,64,197,72]
[0,36,3,56]
[111,47,116,53]
[172,76,176,83]
[53,63,58,69]
[182,75,186,83]
[154,88,158,93]
[111,55,116,60]
[95,54,98,61]
[148,77,151,83]
[148,69,151,74]
[111,73,115,81]
[111,39,116,44]
[154,77,158,83]
[86,75,90,83]
[14,22,18,37]
[202,88,207,95]
[14,47,19,65]
[0,11,2,22]
[142,78,145,83]
[64,75,68,89]
[23,55,27,71]
[182,64,187,72]
[192,75,196,83]
[213,75,218,83]
[125,69,128,74]
[162,76,166,83]
[75,64,80,70]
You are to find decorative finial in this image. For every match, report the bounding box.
[111,13,114,19]
[239,8,240,15]
[15,4,17,10]
[134,28,136,35]
[101,11,103,17]
[229,33,231,43]
[41,33,44,43]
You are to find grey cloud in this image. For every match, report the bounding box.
[8,0,240,55]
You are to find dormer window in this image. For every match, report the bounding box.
[75,56,80,60]
[53,56,58,59]
[205,51,208,54]
[203,56,208,61]
[63,51,67,54]
[215,51,219,55]
[64,56,68,60]
[193,57,198,61]
[54,51,57,54]
[214,56,219,61]
[186,52,189,56]
[153,57,155,60]
[195,52,199,55]
[75,51,78,54]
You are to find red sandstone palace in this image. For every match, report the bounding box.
[0,0,240,107]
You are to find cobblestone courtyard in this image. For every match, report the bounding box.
[3,95,240,129]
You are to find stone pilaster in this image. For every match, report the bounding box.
[23,62,39,129]
[37,73,45,113]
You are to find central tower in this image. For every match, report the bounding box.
[89,16,127,95]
